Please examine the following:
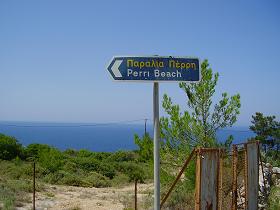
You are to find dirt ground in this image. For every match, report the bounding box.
[17,183,153,210]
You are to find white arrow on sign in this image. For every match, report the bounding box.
[112,60,123,78]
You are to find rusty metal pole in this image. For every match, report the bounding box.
[33,162,35,210]
[135,179,137,210]
[160,149,196,208]
[195,148,202,210]
[231,145,238,210]
[218,149,223,210]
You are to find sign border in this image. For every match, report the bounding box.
[106,55,201,83]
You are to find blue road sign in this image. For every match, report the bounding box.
[107,56,200,82]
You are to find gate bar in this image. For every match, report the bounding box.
[160,148,196,208]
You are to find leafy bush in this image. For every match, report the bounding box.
[0,133,23,160]
[63,149,77,157]
[77,149,93,157]
[39,148,64,173]
[91,152,111,161]
[106,151,137,162]
[0,134,151,190]
[0,160,39,180]
[24,143,51,160]
[111,173,129,186]
[42,170,65,184]
[134,134,153,162]
[98,163,116,179]
[84,172,111,188]
[115,162,146,182]
[58,171,88,187]
[62,160,79,173]
[265,150,280,167]
[73,156,100,172]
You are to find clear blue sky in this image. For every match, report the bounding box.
[0,0,279,126]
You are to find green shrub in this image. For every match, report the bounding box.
[77,149,93,157]
[91,152,111,161]
[39,148,64,173]
[111,173,129,186]
[72,157,116,178]
[0,160,36,180]
[63,149,77,157]
[24,143,52,160]
[73,156,100,172]
[106,151,137,162]
[62,160,79,173]
[0,133,24,160]
[84,172,111,188]
[115,162,145,182]
[134,134,153,162]
[265,150,280,167]
[6,179,33,193]
[59,171,88,187]
[98,163,116,179]
[42,170,65,184]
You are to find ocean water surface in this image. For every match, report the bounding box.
[0,122,255,152]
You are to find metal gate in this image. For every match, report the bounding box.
[160,141,261,210]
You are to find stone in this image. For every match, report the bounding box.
[272,167,280,174]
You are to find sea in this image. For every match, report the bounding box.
[0,121,255,152]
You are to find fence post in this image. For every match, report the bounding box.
[259,143,267,198]
[244,143,248,210]
[195,148,223,209]
[33,161,35,210]
[246,142,259,210]
[218,149,223,210]
[231,145,238,210]
[195,148,201,210]
[135,179,137,210]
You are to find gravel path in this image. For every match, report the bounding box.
[16,183,153,210]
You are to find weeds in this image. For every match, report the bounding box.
[0,184,15,210]
[268,186,280,210]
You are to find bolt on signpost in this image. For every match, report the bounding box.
[107,56,200,210]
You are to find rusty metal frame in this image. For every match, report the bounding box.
[195,148,202,210]
[195,148,223,210]
[218,149,223,210]
[231,145,238,210]
[232,141,260,210]
[159,141,263,210]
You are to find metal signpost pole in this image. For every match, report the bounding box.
[107,56,200,210]
[153,82,160,210]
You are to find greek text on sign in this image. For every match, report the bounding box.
[107,56,200,82]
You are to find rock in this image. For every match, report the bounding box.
[272,167,280,174]
[265,163,272,168]
[258,203,267,208]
